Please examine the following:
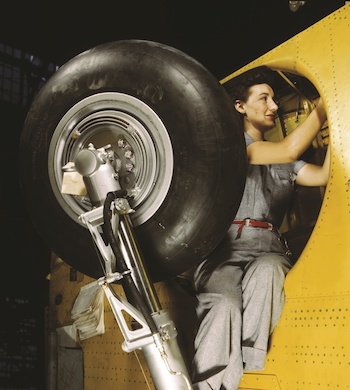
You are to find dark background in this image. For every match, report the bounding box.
[0,0,345,80]
[0,1,345,388]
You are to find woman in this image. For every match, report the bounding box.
[191,68,329,390]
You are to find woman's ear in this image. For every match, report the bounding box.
[234,99,245,114]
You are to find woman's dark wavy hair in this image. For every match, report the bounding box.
[224,65,276,103]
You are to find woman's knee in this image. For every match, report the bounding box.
[260,253,290,271]
[205,292,242,318]
[246,254,290,280]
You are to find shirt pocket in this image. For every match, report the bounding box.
[271,164,294,185]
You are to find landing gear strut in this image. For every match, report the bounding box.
[74,143,193,389]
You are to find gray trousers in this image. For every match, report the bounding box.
[191,225,292,390]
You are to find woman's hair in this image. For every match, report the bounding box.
[224,66,276,103]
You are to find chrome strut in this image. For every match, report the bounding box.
[74,144,193,390]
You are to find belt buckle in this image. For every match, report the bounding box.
[245,219,251,227]
[267,222,273,231]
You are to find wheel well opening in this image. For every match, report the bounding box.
[223,67,329,264]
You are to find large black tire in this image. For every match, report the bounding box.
[19,40,246,282]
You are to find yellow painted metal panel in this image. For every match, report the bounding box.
[221,4,350,389]
[265,295,350,389]
[239,373,281,390]
[48,257,155,389]
[48,257,197,390]
[81,302,155,389]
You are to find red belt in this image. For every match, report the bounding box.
[232,219,277,238]
[232,219,292,256]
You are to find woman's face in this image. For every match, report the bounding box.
[236,83,278,132]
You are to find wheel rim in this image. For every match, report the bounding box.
[48,92,174,226]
